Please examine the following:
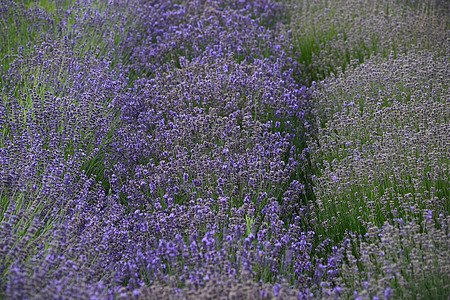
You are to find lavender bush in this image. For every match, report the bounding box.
[283,0,449,86]
[303,47,449,240]
[1,0,448,299]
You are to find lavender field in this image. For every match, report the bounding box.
[0,0,449,299]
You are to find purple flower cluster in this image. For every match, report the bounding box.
[1,0,448,299]
[124,0,291,72]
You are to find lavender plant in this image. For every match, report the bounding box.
[303,47,449,243]
[283,0,449,86]
[1,0,449,299]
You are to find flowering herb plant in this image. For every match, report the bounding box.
[0,0,448,299]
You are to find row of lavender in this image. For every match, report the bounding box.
[1,0,448,299]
